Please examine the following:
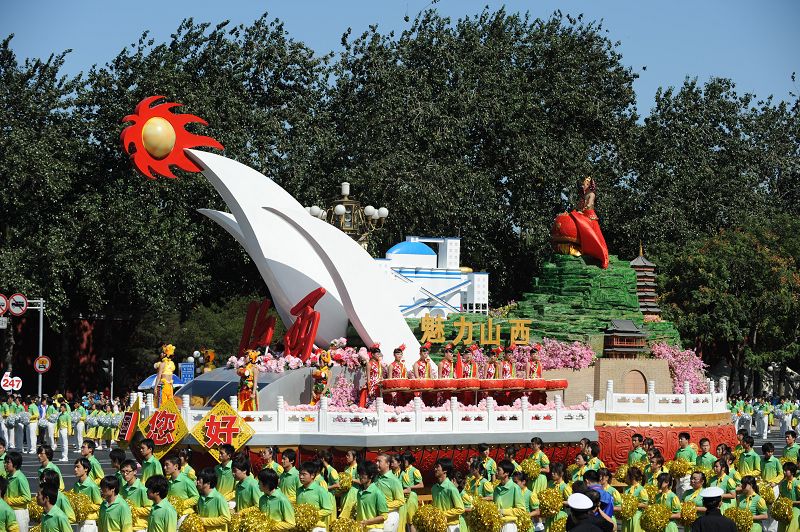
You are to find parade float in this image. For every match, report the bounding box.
[119,95,735,476]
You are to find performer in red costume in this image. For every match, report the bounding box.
[456,345,480,379]
[389,345,407,378]
[359,344,384,407]
[438,344,455,379]
[412,342,436,379]
[570,176,609,268]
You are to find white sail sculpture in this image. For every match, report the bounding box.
[186,150,420,359]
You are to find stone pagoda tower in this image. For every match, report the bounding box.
[629,244,661,318]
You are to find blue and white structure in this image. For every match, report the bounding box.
[376,236,489,318]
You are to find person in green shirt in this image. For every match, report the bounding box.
[109,449,127,489]
[4,452,30,531]
[785,430,800,462]
[26,399,39,455]
[37,483,71,532]
[696,438,717,470]
[478,443,496,482]
[120,459,153,529]
[37,446,65,491]
[675,432,698,463]
[231,454,260,511]
[56,404,71,462]
[0,438,7,480]
[44,400,58,450]
[145,475,177,532]
[356,461,389,531]
[493,459,526,529]
[73,401,87,452]
[80,441,105,483]
[195,467,231,532]
[278,449,301,504]
[257,468,295,531]
[39,470,75,523]
[0,477,18,532]
[259,446,284,475]
[99,475,134,532]
[737,435,761,477]
[140,439,163,485]
[296,461,333,530]
[375,454,406,532]
[214,444,235,501]
[762,442,784,488]
[430,458,464,529]
[164,456,199,514]
[178,449,195,481]
[73,457,102,520]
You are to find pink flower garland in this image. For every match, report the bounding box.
[651,343,708,393]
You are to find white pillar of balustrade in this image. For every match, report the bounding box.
[605,380,614,412]
[276,396,285,432]
[521,396,530,431]
[647,380,656,413]
[319,397,329,433]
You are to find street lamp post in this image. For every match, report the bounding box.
[306,182,389,248]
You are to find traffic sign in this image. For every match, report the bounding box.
[0,294,7,316]
[0,317,7,330]
[1,372,22,392]
[34,355,52,374]
[7,293,27,317]
[179,362,195,384]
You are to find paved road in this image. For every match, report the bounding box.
[10,443,120,493]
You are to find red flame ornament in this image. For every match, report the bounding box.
[120,95,223,179]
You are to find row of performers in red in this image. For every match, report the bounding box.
[360,343,544,407]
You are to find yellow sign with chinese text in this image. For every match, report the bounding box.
[137,398,188,459]
[189,399,254,463]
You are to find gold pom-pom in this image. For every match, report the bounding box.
[28,499,43,523]
[514,508,533,532]
[538,487,563,518]
[463,498,503,532]
[566,463,579,478]
[680,501,698,526]
[724,507,754,532]
[331,518,359,532]
[167,495,186,515]
[666,459,692,479]
[29,526,41,532]
[644,483,658,502]
[520,457,541,480]
[237,507,273,532]
[412,504,448,532]
[64,491,94,523]
[773,496,794,524]
[640,503,671,532]
[615,464,630,483]
[337,472,353,495]
[293,503,320,532]
[618,493,639,520]
[759,481,776,505]
[550,517,567,532]
[178,513,205,532]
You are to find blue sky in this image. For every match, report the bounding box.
[3,0,798,113]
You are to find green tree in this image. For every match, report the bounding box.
[658,223,800,393]
[308,8,639,302]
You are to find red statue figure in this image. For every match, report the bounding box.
[238,299,276,357]
[551,176,609,268]
[283,287,326,362]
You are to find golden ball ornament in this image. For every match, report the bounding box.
[772,496,794,524]
[724,507,754,532]
[142,117,176,159]
[331,518,359,532]
[550,517,567,532]
[463,498,503,532]
[614,464,630,483]
[27,499,43,522]
[520,457,541,480]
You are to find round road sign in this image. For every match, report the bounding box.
[0,294,7,316]
[34,355,52,374]
[8,293,27,317]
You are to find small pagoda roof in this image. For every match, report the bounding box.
[603,346,646,353]
[630,255,656,267]
[605,319,647,337]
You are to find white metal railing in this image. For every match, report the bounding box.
[597,378,728,415]
[133,376,729,440]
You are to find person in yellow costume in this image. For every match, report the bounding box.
[154,344,176,408]
[236,350,259,412]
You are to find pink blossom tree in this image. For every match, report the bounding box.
[651,343,708,393]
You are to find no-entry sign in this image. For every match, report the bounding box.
[0,294,7,316]
[8,294,27,317]
[34,356,52,374]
